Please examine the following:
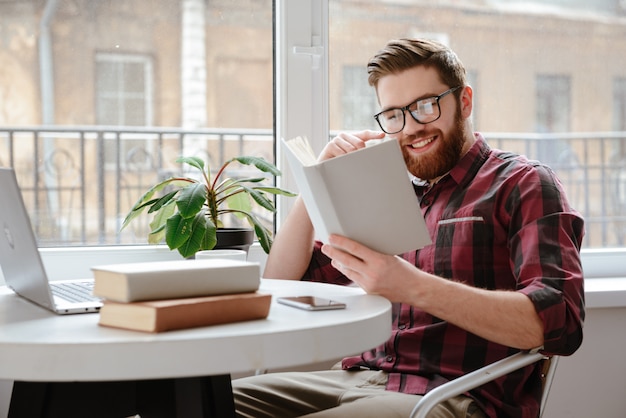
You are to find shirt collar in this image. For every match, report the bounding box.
[448,132,490,186]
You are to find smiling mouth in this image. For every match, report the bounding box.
[410,135,436,149]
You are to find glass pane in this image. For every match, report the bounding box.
[536,75,570,133]
[123,62,146,94]
[614,78,626,131]
[329,0,626,249]
[341,65,378,130]
[0,0,273,247]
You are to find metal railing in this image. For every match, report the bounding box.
[485,132,626,248]
[0,126,276,247]
[1,126,625,249]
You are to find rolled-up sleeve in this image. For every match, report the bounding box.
[510,165,585,356]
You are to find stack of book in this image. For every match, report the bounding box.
[91,259,270,333]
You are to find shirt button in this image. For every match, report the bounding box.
[422,198,430,206]
[398,324,406,330]
[385,355,394,363]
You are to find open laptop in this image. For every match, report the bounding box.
[0,167,102,314]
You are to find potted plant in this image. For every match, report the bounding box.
[121,155,296,258]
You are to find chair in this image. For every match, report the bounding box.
[410,348,558,418]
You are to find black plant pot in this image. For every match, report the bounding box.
[215,228,255,253]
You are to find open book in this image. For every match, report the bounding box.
[282,136,431,255]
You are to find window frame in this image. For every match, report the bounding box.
[277,0,625,280]
[275,0,329,229]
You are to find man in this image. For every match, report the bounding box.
[233,38,585,418]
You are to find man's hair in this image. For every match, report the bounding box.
[367,38,467,92]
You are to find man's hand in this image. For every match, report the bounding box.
[321,234,419,304]
[318,130,385,162]
[321,234,545,349]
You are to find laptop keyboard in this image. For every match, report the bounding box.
[51,281,101,303]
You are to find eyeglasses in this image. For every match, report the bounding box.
[373,86,462,134]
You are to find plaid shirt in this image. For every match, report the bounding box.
[301,134,585,418]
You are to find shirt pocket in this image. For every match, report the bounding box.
[433,215,511,289]
[436,215,488,248]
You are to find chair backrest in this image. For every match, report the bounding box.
[410,351,558,418]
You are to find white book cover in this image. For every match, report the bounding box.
[282,136,431,255]
[92,259,260,302]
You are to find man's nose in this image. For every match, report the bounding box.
[403,111,426,134]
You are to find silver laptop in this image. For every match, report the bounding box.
[0,168,102,314]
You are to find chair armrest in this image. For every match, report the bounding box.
[409,351,546,418]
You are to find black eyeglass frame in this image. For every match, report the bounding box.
[373,85,462,134]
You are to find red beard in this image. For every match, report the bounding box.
[401,110,467,181]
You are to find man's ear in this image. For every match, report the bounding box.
[460,85,473,119]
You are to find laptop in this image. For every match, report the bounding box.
[0,167,102,314]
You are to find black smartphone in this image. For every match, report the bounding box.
[277,296,346,311]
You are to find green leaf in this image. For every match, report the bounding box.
[201,218,218,250]
[165,213,193,250]
[213,178,242,196]
[253,186,297,197]
[177,212,209,258]
[176,156,205,172]
[233,156,281,176]
[225,189,252,214]
[242,186,276,212]
[255,223,273,254]
[242,212,273,254]
[120,178,191,230]
[219,208,273,254]
[147,190,179,214]
[149,199,177,234]
[120,198,158,231]
[148,226,165,244]
[176,182,207,218]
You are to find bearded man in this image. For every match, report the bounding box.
[232,38,585,418]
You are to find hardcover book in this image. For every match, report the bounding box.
[98,292,272,333]
[282,136,431,255]
[92,259,260,303]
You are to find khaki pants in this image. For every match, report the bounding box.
[232,369,487,418]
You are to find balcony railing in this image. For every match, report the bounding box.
[1,126,625,249]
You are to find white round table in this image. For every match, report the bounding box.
[0,279,391,417]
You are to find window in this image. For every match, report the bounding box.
[325,0,624,252]
[535,74,570,133]
[96,54,153,127]
[0,0,624,265]
[96,53,154,168]
[0,0,273,246]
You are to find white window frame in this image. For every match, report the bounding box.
[277,0,624,280]
[275,0,329,229]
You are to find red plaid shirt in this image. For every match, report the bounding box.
[301,134,585,418]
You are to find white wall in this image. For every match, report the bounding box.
[543,306,626,417]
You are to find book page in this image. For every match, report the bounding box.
[283,136,318,166]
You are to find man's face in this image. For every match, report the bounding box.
[376,66,470,181]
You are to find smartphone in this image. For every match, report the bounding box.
[277,296,346,311]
